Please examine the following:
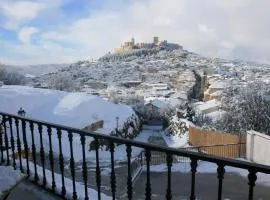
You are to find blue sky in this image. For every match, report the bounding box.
[0,0,270,65]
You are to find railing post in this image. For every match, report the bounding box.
[145,149,151,200]
[248,169,257,200]
[0,119,4,164]
[38,123,46,187]
[3,116,10,166]
[47,126,56,192]
[166,153,173,200]
[22,119,30,175]
[109,141,116,200]
[15,119,23,172]
[68,131,77,200]
[126,144,133,200]
[80,134,89,200]
[57,128,66,197]
[8,117,16,170]
[217,163,225,200]
[30,122,38,182]
[190,158,198,200]
[94,137,101,200]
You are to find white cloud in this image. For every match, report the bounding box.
[2,0,270,64]
[198,24,215,33]
[0,1,45,30]
[18,26,40,44]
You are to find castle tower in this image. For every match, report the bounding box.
[153,36,159,45]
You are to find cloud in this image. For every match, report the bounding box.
[2,0,270,65]
[0,1,45,30]
[18,26,40,44]
[198,24,215,33]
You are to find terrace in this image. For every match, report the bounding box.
[0,111,270,200]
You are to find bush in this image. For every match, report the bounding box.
[50,72,76,91]
[219,81,270,134]
[0,66,25,85]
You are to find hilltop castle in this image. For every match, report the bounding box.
[114,36,170,53]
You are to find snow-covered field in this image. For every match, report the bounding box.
[0,86,136,162]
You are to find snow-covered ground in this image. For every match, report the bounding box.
[148,161,270,187]
[0,166,24,197]
[0,86,136,162]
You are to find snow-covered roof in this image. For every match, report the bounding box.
[196,99,221,112]
[210,90,223,96]
[205,110,226,120]
[0,86,134,132]
[149,99,168,109]
[209,81,226,89]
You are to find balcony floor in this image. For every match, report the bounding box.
[7,181,61,200]
[132,172,270,200]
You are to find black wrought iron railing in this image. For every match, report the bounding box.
[0,111,269,200]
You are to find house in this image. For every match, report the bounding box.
[195,99,221,115]
[204,81,226,101]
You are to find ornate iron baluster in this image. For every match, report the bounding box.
[3,116,10,165]
[190,158,198,200]
[80,134,89,200]
[109,141,116,200]
[47,126,56,192]
[94,137,101,200]
[8,117,16,169]
[68,131,77,200]
[0,117,4,164]
[126,144,132,200]
[145,149,151,200]
[248,169,257,200]
[22,119,30,175]
[166,153,173,200]
[30,122,38,182]
[217,163,225,200]
[15,119,23,172]
[57,128,66,197]
[38,123,46,186]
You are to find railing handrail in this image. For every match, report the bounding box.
[1,111,270,174]
[183,143,246,149]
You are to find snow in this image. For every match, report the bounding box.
[205,110,226,121]
[161,117,192,148]
[145,98,168,109]
[161,130,188,148]
[0,85,136,163]
[209,81,226,89]
[148,161,270,187]
[195,99,220,112]
[0,86,134,131]
[81,128,157,164]
[0,166,24,197]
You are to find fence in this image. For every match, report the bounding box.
[188,126,246,158]
[0,112,269,200]
[247,130,270,165]
[183,143,246,159]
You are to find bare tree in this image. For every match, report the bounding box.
[50,72,76,91]
[0,65,25,85]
